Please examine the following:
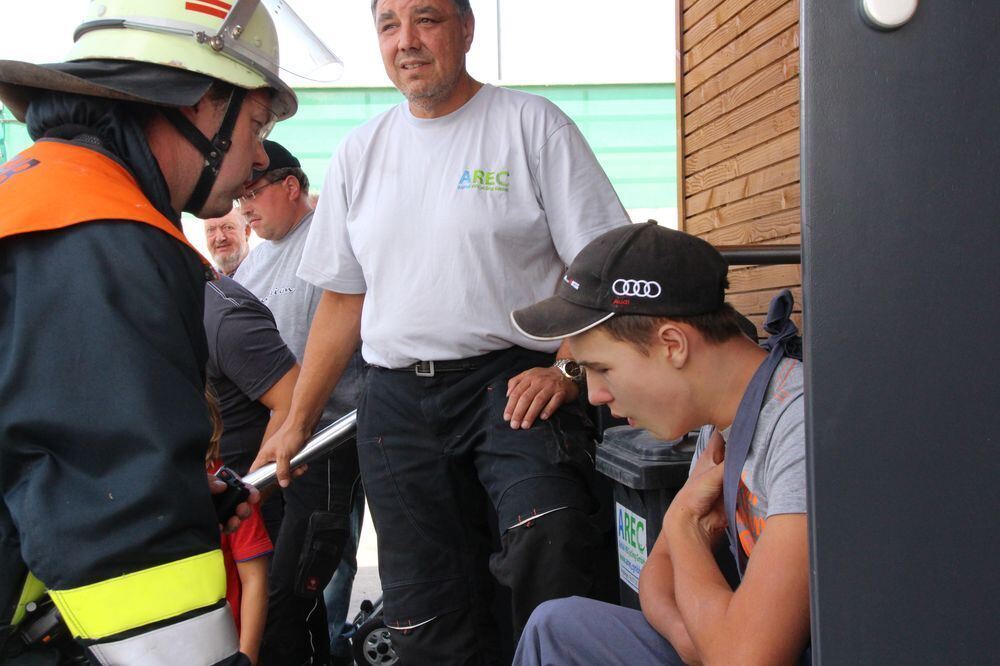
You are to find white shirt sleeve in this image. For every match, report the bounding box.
[535,122,630,266]
[297,146,367,294]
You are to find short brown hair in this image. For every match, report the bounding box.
[600,303,747,354]
[268,166,309,195]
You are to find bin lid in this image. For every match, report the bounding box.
[595,426,697,490]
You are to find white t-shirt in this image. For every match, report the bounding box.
[298,84,629,368]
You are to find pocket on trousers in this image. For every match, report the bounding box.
[294,510,348,598]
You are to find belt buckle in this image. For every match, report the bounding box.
[414,360,435,377]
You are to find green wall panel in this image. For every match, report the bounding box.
[2,84,676,209]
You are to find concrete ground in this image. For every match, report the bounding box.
[346,500,381,622]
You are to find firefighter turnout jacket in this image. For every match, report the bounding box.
[0,140,241,664]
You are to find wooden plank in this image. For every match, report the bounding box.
[684,24,798,115]
[761,232,800,245]
[685,1,798,92]
[684,0,757,52]
[687,156,799,215]
[683,0,728,31]
[685,76,798,153]
[699,207,800,245]
[685,51,799,136]
[727,264,802,292]
[685,130,798,196]
[686,101,799,174]
[676,0,688,229]
[728,287,803,315]
[684,0,788,72]
[687,184,800,236]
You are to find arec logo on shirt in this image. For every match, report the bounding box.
[457,168,509,193]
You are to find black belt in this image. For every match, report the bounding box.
[387,359,481,377]
[378,349,521,377]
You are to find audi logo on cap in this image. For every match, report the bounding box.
[612,279,662,298]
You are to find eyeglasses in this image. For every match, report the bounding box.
[236,180,280,205]
[247,96,278,143]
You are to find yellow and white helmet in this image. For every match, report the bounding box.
[0,0,315,121]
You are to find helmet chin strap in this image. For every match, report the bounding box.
[160,87,248,216]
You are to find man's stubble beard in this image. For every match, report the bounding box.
[401,67,463,114]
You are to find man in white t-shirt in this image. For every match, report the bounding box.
[257,0,630,661]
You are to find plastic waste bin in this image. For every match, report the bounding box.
[595,426,696,609]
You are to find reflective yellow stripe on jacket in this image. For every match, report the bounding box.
[11,572,46,626]
[48,550,226,640]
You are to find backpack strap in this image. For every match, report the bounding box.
[722,289,799,577]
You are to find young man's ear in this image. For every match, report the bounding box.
[654,322,689,369]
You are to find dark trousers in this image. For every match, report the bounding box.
[358,347,612,665]
[259,439,360,666]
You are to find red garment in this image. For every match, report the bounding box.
[209,460,273,631]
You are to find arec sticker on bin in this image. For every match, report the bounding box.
[616,502,647,593]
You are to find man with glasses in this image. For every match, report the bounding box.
[234,140,363,666]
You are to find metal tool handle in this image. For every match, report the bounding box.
[242,410,358,490]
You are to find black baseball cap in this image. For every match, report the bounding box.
[250,140,300,182]
[511,222,729,340]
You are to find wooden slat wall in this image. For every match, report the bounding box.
[676,0,802,335]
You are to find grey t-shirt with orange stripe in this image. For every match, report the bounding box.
[690,357,806,559]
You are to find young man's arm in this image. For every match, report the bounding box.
[639,428,725,664]
[665,459,810,665]
[235,555,270,665]
[251,290,364,485]
[639,529,700,663]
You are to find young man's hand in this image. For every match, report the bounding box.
[666,429,727,546]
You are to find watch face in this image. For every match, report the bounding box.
[560,360,582,379]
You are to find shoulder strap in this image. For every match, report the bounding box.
[723,289,799,577]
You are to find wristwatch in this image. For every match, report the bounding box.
[553,358,584,382]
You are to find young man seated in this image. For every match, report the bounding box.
[509,222,809,665]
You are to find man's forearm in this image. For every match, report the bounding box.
[667,519,739,664]
[640,548,700,663]
[286,290,364,433]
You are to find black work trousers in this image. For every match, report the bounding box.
[358,347,611,665]
[259,438,361,666]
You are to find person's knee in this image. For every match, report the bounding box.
[524,596,587,635]
[494,508,600,581]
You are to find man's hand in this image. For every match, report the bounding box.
[504,365,579,429]
[666,429,727,546]
[208,473,260,533]
[250,421,311,488]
